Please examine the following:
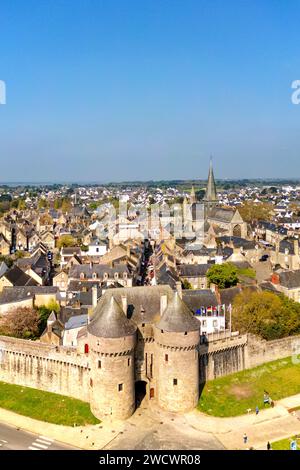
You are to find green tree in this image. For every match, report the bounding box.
[56,234,76,249]
[207,263,238,289]
[17,199,26,210]
[38,301,60,336]
[61,198,72,213]
[182,279,193,289]
[238,201,274,223]
[232,290,300,340]
[38,198,48,209]
[53,198,62,210]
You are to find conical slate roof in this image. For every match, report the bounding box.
[88,295,136,338]
[204,158,218,202]
[156,293,200,333]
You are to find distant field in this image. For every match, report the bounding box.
[0,381,99,426]
[198,357,300,417]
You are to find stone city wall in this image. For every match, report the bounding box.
[0,335,90,401]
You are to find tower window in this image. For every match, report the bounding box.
[184,331,187,335]
[173,378,178,386]
[142,323,145,327]
[90,378,93,387]
[98,360,101,369]
[118,383,123,392]
[128,358,130,367]
[84,343,89,354]
[165,354,168,362]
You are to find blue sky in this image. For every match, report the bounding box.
[0,0,299,182]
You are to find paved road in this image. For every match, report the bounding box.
[103,403,225,450]
[0,422,77,450]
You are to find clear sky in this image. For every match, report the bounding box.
[0,0,299,182]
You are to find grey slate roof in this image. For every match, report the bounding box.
[156,292,200,333]
[91,285,173,325]
[183,289,219,310]
[179,264,210,277]
[0,286,58,305]
[3,266,37,287]
[0,262,8,278]
[208,208,235,223]
[279,269,300,288]
[69,264,129,279]
[88,295,136,338]
[65,314,88,330]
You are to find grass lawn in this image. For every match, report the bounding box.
[271,435,300,450]
[198,356,300,417]
[0,381,100,426]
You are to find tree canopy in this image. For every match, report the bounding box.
[56,234,76,249]
[238,201,274,223]
[232,290,300,340]
[207,263,239,289]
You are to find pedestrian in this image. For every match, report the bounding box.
[267,441,271,450]
[255,406,259,415]
[243,433,248,444]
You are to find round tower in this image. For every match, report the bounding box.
[154,292,200,413]
[87,294,137,420]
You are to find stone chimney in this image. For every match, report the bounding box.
[160,294,168,316]
[176,281,182,299]
[92,285,98,309]
[121,294,128,315]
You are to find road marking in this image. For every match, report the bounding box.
[39,435,54,442]
[28,435,54,450]
[30,442,49,449]
[36,438,52,445]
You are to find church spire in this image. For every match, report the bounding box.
[190,185,196,204]
[204,156,218,203]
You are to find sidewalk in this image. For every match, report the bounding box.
[0,408,125,450]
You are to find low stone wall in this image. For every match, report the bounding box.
[245,333,300,369]
[0,335,90,401]
[199,333,300,382]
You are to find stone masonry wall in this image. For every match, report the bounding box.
[245,333,300,369]
[0,335,90,401]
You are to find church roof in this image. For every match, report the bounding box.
[87,295,137,338]
[156,292,200,333]
[203,159,218,202]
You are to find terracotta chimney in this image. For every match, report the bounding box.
[271,273,280,285]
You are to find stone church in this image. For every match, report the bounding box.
[190,160,247,239]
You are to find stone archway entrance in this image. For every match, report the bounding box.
[135,380,147,408]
